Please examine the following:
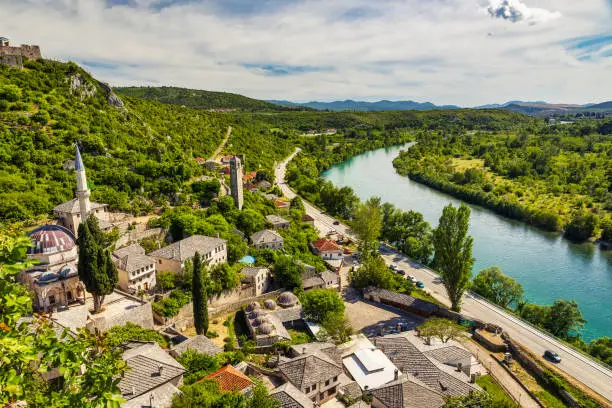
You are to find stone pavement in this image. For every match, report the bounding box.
[462,340,540,408]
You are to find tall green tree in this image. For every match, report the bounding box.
[352,197,382,257]
[418,318,469,344]
[472,267,524,309]
[273,255,304,290]
[433,204,474,311]
[192,252,209,335]
[545,300,586,340]
[77,217,118,313]
[300,289,345,323]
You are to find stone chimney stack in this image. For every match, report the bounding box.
[394,368,399,380]
[158,364,164,376]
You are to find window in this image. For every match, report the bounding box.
[333,376,338,382]
[312,384,316,390]
[325,380,330,386]
[305,387,310,393]
[49,295,56,305]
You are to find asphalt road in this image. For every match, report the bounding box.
[275,148,612,403]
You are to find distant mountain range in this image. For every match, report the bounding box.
[267,99,460,111]
[267,99,612,116]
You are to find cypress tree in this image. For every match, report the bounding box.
[77,217,118,313]
[192,252,209,335]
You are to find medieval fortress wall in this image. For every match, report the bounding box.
[0,38,42,68]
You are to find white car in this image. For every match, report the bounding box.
[408,275,417,283]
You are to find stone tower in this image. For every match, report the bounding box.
[75,144,91,223]
[229,156,244,210]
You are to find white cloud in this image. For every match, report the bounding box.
[486,0,561,24]
[0,0,610,106]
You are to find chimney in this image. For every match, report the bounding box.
[216,232,220,238]
[158,364,164,376]
[394,369,399,380]
[457,362,463,372]
[470,374,476,383]
[131,386,136,395]
[302,346,306,355]
[150,393,155,408]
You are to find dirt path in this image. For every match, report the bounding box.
[209,126,232,161]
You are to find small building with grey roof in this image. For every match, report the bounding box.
[120,342,186,408]
[169,334,222,358]
[266,214,291,229]
[112,243,157,294]
[250,229,284,250]
[270,382,316,408]
[241,266,272,295]
[149,235,227,275]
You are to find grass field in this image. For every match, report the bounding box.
[475,374,517,406]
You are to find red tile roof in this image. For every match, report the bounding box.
[195,157,205,164]
[275,200,290,208]
[242,171,257,181]
[312,238,342,252]
[200,365,253,392]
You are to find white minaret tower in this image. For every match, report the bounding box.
[74,144,91,223]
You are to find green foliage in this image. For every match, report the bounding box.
[352,197,382,256]
[237,209,266,236]
[77,216,118,313]
[321,312,353,344]
[223,315,236,352]
[518,299,586,340]
[300,288,345,324]
[193,252,209,335]
[393,123,611,238]
[443,390,515,408]
[588,337,612,366]
[104,322,169,348]
[381,202,433,264]
[474,375,517,408]
[273,255,304,290]
[176,349,220,385]
[433,204,474,311]
[0,229,127,406]
[156,271,176,292]
[565,211,598,242]
[172,379,280,408]
[418,318,469,344]
[152,289,190,318]
[471,267,524,309]
[349,255,413,294]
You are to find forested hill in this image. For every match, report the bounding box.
[115,86,291,111]
[0,60,293,223]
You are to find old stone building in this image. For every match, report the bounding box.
[229,155,244,210]
[0,36,42,68]
[20,224,85,311]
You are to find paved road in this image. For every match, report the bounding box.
[275,148,612,403]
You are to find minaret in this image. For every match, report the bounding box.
[229,156,244,210]
[75,144,91,223]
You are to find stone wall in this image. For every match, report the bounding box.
[0,44,41,68]
[86,291,154,332]
[473,329,507,352]
[115,227,163,247]
[209,289,284,318]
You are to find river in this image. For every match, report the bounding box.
[321,144,612,341]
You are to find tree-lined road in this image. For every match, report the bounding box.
[275,148,612,403]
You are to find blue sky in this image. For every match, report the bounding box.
[1,0,611,105]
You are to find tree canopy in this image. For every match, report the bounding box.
[471,267,524,309]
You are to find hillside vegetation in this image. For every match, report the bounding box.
[393,123,612,241]
[116,86,288,111]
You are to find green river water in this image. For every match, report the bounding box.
[321,144,612,340]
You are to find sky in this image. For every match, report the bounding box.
[1,0,611,106]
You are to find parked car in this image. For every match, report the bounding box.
[390,264,397,270]
[408,275,417,283]
[397,269,406,275]
[416,281,425,288]
[544,350,561,363]
[333,220,340,225]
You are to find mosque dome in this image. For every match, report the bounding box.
[248,309,264,319]
[264,299,277,310]
[253,316,272,326]
[58,265,77,278]
[245,302,261,312]
[27,225,76,255]
[258,323,274,335]
[37,272,59,283]
[277,291,298,308]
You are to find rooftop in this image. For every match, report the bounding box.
[371,374,445,408]
[53,198,107,215]
[149,235,226,262]
[343,347,400,390]
[113,244,155,273]
[266,214,289,225]
[270,382,314,408]
[27,224,75,255]
[251,229,283,244]
[278,352,343,390]
[241,266,269,279]
[312,238,342,252]
[171,334,222,357]
[364,287,439,315]
[202,365,253,392]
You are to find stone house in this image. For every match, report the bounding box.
[270,382,315,408]
[112,244,157,293]
[169,335,222,359]
[241,266,273,296]
[251,229,284,250]
[149,235,227,275]
[302,270,340,292]
[301,214,315,227]
[277,344,343,404]
[311,238,343,260]
[266,214,290,229]
[120,342,186,408]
